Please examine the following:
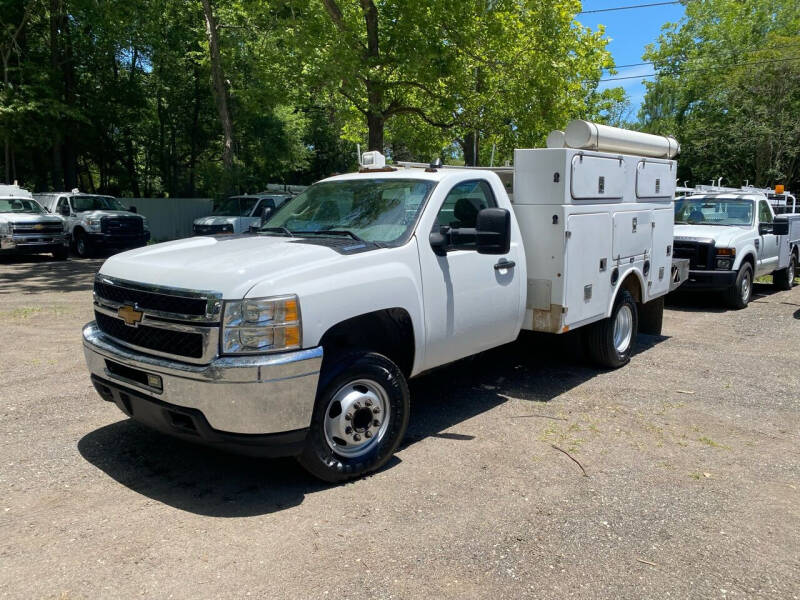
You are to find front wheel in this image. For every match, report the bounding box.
[586,289,638,369]
[74,231,92,258]
[725,262,753,309]
[297,352,410,483]
[773,254,796,291]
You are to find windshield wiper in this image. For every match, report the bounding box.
[260,226,294,236]
[298,229,365,242]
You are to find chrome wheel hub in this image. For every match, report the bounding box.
[324,379,390,458]
[741,275,750,301]
[612,305,633,354]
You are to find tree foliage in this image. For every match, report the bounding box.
[1,0,624,195]
[639,0,800,190]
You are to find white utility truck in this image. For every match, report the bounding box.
[82,121,687,481]
[674,186,799,308]
[35,190,150,258]
[0,184,69,260]
[193,187,305,235]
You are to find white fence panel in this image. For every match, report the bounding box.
[119,198,213,242]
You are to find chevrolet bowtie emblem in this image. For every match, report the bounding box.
[118,305,144,327]
[33,223,44,231]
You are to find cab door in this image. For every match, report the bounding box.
[757,200,779,275]
[56,196,76,232]
[417,179,521,369]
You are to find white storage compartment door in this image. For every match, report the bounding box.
[570,154,625,201]
[636,160,675,200]
[613,210,651,259]
[649,208,673,297]
[565,212,612,326]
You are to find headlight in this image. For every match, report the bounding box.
[0,222,9,234]
[221,224,234,233]
[141,217,149,230]
[221,295,301,354]
[86,218,102,231]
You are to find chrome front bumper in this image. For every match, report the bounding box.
[1,232,69,250]
[82,322,323,435]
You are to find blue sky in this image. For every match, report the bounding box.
[577,1,686,117]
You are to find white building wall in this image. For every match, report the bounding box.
[118,198,213,241]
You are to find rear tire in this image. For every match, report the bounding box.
[725,262,753,309]
[586,289,638,369]
[773,254,796,291]
[638,296,664,336]
[297,352,410,483]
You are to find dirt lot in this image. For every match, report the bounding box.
[1,256,798,599]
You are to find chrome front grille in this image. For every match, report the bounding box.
[93,275,222,363]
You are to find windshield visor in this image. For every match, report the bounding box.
[265,179,435,245]
[675,198,754,226]
[72,195,126,211]
[0,198,45,214]
[213,197,259,216]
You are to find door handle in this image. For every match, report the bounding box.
[494,259,516,271]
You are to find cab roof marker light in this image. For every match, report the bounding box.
[360,151,386,170]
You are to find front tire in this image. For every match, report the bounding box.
[725,262,753,309]
[74,230,92,258]
[586,289,638,369]
[773,254,796,291]
[297,352,410,483]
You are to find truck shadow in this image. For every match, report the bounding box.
[0,255,103,294]
[667,282,782,313]
[77,330,666,518]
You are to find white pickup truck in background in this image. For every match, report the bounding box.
[674,188,799,308]
[193,188,304,235]
[82,121,688,482]
[0,184,69,260]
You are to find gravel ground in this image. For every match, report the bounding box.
[1,256,798,599]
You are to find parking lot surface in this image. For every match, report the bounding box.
[1,256,798,599]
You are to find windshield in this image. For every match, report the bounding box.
[213,197,259,216]
[675,197,754,226]
[264,179,436,245]
[72,195,126,212]
[0,198,45,214]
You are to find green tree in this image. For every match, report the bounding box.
[640,0,800,190]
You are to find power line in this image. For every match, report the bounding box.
[598,55,800,81]
[579,1,680,15]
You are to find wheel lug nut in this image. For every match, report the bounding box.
[345,413,352,421]
[372,407,380,414]
[345,426,352,434]
[365,431,372,438]
[365,399,372,406]
[353,434,361,441]
[373,419,380,427]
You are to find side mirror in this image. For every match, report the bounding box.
[771,220,789,235]
[476,208,511,255]
[59,205,70,217]
[429,227,449,257]
[128,205,138,214]
[260,206,273,223]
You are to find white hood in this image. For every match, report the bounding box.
[674,224,751,247]
[0,212,63,225]
[77,210,141,219]
[99,235,346,298]
[194,216,240,226]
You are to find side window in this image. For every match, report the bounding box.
[57,197,70,214]
[433,180,497,241]
[758,200,773,224]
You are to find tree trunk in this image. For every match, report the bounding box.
[201,0,235,172]
[366,82,384,151]
[188,65,201,196]
[60,6,77,190]
[49,0,63,189]
[462,131,480,166]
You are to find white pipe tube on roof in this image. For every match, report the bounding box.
[563,120,680,159]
